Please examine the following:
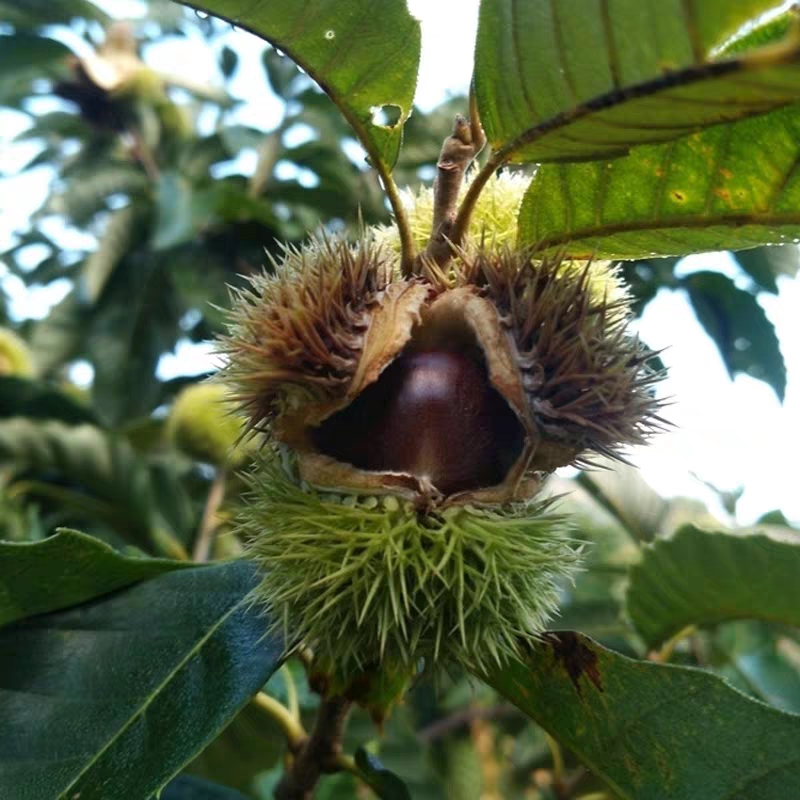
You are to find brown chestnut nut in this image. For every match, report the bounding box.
[313,350,524,495]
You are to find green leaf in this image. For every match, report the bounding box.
[684,271,786,400]
[483,631,800,800]
[49,164,149,227]
[733,244,800,293]
[474,1,800,163]
[0,0,108,29]
[30,291,87,377]
[88,255,182,424]
[0,529,188,629]
[219,45,238,80]
[0,560,283,800]
[626,524,800,649]
[262,46,303,100]
[172,0,420,171]
[354,748,412,800]
[517,102,800,258]
[186,700,286,794]
[0,419,188,554]
[0,376,97,426]
[81,204,139,304]
[0,33,72,74]
[152,171,216,251]
[712,622,800,715]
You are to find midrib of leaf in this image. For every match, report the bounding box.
[495,44,796,163]
[59,598,242,797]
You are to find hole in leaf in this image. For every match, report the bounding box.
[371,104,402,128]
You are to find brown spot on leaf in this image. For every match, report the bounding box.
[671,190,686,202]
[544,632,603,695]
[720,168,733,179]
[713,188,731,201]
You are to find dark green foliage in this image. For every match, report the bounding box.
[0,1,799,799]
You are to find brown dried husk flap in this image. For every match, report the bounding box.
[275,283,547,506]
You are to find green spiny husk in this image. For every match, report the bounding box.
[241,449,581,672]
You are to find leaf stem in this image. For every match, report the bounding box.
[448,150,502,250]
[192,468,226,562]
[546,733,565,786]
[416,703,519,743]
[281,663,300,721]
[378,163,416,276]
[253,691,306,750]
[649,625,696,663]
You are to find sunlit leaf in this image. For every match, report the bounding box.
[514,5,800,259]
[517,101,800,259]
[172,0,420,171]
[475,0,800,163]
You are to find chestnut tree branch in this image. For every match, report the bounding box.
[274,695,353,800]
[415,108,486,271]
[416,703,519,743]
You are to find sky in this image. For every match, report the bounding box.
[1,0,799,525]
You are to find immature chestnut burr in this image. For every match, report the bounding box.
[220,176,664,673]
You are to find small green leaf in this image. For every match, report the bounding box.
[685,271,786,400]
[218,45,238,80]
[30,291,87,377]
[0,0,108,29]
[0,33,72,74]
[733,245,800,293]
[172,0,420,171]
[0,560,283,800]
[0,376,97,426]
[627,524,800,649]
[81,203,139,303]
[88,254,182,424]
[354,748,412,800]
[262,46,302,100]
[482,631,800,800]
[0,529,189,629]
[0,419,189,554]
[475,0,800,163]
[153,171,216,251]
[712,622,800,715]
